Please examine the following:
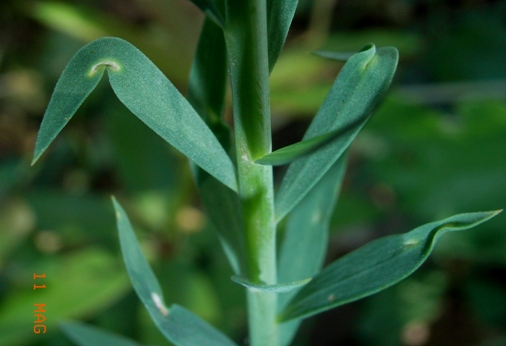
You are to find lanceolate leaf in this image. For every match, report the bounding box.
[60,321,143,346]
[279,210,502,322]
[32,37,237,192]
[275,44,398,221]
[113,197,237,346]
[255,119,361,166]
[277,155,347,346]
[188,18,228,127]
[188,18,246,275]
[188,0,225,28]
[278,155,347,293]
[267,0,299,71]
[193,170,246,274]
[231,276,311,293]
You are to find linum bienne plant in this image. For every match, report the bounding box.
[32,1,501,346]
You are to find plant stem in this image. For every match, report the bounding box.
[225,1,278,345]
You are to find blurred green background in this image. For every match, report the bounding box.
[1,0,505,345]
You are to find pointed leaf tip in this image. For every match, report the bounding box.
[279,210,500,322]
[256,117,364,166]
[113,197,237,345]
[275,45,398,221]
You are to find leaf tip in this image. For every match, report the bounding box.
[88,60,121,78]
[31,142,45,166]
[254,157,269,165]
[110,196,124,220]
[476,209,503,223]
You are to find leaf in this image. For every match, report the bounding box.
[188,18,246,275]
[112,197,237,346]
[60,321,143,346]
[188,18,228,127]
[188,0,225,28]
[277,155,347,292]
[32,37,237,192]
[277,155,347,346]
[231,276,311,293]
[279,210,502,322]
[275,44,398,222]
[193,170,246,274]
[255,119,362,166]
[314,50,356,62]
[267,0,299,71]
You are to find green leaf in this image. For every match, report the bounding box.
[255,119,361,166]
[231,276,311,293]
[60,321,142,346]
[314,50,356,62]
[32,37,237,192]
[188,18,246,275]
[193,170,246,274]
[188,0,225,28]
[267,0,299,71]
[279,210,502,322]
[277,155,347,346]
[112,197,237,346]
[278,155,347,290]
[188,18,227,127]
[275,44,398,221]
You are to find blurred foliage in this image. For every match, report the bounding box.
[0,0,505,345]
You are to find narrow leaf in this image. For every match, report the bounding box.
[60,321,142,346]
[278,155,347,291]
[193,170,245,274]
[188,18,246,275]
[112,197,237,346]
[314,50,356,62]
[188,0,225,28]
[267,0,299,71]
[188,18,227,126]
[277,155,347,346]
[32,37,237,192]
[279,210,502,322]
[275,44,398,221]
[231,276,311,293]
[255,119,361,166]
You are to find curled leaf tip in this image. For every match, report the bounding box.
[279,210,500,322]
[32,37,237,191]
[89,60,121,77]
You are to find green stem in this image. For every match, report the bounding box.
[225,1,278,345]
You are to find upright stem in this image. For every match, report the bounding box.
[225,1,278,345]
